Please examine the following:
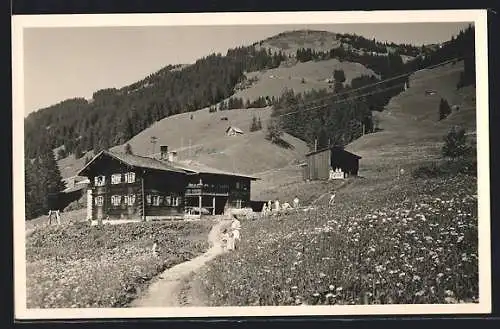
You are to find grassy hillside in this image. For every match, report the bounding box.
[57,57,377,180]
[58,60,475,206]
[233,58,379,103]
[252,60,476,202]
[108,106,309,178]
[348,60,476,176]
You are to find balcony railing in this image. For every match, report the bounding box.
[185,187,229,196]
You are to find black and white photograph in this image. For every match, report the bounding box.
[12,10,491,319]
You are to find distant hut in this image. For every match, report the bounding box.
[302,146,362,181]
[225,126,244,136]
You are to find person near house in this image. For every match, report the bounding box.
[293,196,300,209]
[47,210,61,225]
[281,202,291,214]
[274,199,281,213]
[226,230,235,251]
[231,216,241,250]
[261,203,268,217]
[328,193,336,207]
[267,200,273,212]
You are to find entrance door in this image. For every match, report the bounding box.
[214,197,228,215]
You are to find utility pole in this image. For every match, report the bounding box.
[314,139,318,152]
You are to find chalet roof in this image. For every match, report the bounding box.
[305,146,362,159]
[171,160,259,180]
[62,183,87,194]
[77,150,259,180]
[77,150,186,176]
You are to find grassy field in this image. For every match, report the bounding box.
[198,172,478,306]
[26,220,212,308]
[25,208,87,234]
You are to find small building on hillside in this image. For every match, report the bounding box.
[77,149,259,221]
[225,126,244,136]
[301,146,362,181]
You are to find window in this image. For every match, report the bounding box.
[164,196,171,206]
[152,195,162,206]
[235,200,242,209]
[235,182,240,189]
[172,196,179,207]
[146,194,152,205]
[111,174,122,184]
[111,195,121,206]
[95,196,104,206]
[124,195,129,206]
[128,194,136,206]
[125,172,135,183]
[94,176,106,187]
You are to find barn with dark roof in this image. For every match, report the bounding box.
[77,149,259,221]
[301,146,362,181]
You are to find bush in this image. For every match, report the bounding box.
[438,98,452,121]
[442,126,471,160]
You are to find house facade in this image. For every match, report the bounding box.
[77,150,258,221]
[302,146,362,181]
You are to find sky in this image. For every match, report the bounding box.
[23,22,471,116]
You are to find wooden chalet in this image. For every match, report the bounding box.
[77,149,259,221]
[225,126,244,136]
[301,146,362,181]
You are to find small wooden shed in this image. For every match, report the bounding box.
[302,146,362,181]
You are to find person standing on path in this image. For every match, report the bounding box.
[231,216,241,250]
[293,196,300,209]
[328,193,336,207]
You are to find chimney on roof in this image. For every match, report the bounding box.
[160,145,168,161]
[168,151,177,162]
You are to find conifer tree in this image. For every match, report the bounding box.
[250,115,259,132]
[257,117,263,130]
[439,98,452,120]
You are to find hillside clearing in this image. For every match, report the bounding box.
[234,58,379,103]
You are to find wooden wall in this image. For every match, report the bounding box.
[306,150,330,180]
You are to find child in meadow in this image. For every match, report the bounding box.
[328,193,336,207]
[226,230,235,251]
[221,229,230,252]
[151,239,160,257]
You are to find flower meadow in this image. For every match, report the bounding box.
[26,221,211,308]
[199,174,479,306]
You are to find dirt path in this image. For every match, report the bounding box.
[129,219,229,307]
